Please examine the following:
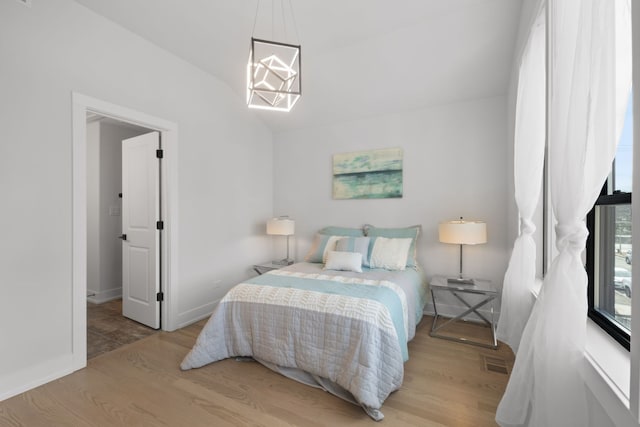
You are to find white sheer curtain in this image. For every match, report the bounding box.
[496,0,631,426]
[496,1,546,354]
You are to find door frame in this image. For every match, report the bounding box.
[71,92,179,370]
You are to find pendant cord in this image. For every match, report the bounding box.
[281,0,287,41]
[251,0,300,44]
[288,0,300,44]
[251,0,260,37]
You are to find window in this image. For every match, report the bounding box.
[587,94,633,350]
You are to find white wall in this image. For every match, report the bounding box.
[273,96,510,300]
[0,0,273,400]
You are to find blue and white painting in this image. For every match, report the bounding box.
[332,147,403,199]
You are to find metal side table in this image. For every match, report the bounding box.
[429,275,498,349]
[252,262,282,275]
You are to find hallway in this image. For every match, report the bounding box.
[87,299,157,359]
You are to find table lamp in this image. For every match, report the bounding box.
[267,216,295,265]
[439,217,487,284]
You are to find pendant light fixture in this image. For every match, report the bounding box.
[247,0,301,112]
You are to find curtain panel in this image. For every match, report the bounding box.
[496,0,631,426]
[496,1,546,355]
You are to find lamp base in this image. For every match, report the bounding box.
[272,258,294,266]
[447,277,475,285]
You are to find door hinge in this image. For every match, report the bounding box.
[156,292,164,302]
[156,149,164,159]
[156,220,164,230]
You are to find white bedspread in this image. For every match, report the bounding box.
[180,262,427,420]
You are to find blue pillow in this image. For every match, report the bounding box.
[305,234,344,263]
[335,237,370,266]
[319,226,364,237]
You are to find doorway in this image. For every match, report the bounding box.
[87,299,157,359]
[85,114,157,358]
[71,93,179,370]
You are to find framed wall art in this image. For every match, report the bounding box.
[332,147,403,199]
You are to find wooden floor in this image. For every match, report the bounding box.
[0,317,514,426]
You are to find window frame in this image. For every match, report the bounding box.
[586,181,632,351]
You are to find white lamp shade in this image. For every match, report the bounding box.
[267,217,295,236]
[439,220,487,245]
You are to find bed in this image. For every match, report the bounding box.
[180,226,427,420]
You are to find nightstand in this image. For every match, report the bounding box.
[252,262,282,275]
[429,275,498,349]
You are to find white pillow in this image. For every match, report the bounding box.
[323,251,363,273]
[369,237,412,270]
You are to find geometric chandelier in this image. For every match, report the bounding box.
[247,37,301,112]
[246,0,302,112]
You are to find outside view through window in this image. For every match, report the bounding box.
[596,95,633,333]
[610,203,631,331]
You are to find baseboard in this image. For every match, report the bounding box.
[176,298,221,329]
[87,287,122,304]
[0,354,74,402]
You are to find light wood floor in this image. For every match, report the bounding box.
[0,316,514,426]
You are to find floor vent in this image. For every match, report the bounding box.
[483,356,509,375]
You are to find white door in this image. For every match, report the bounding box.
[122,131,161,329]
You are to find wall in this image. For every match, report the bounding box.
[273,96,511,310]
[0,0,273,400]
[86,120,151,304]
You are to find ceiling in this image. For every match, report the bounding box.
[73,0,523,133]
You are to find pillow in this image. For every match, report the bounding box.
[323,251,363,273]
[364,224,420,267]
[335,237,370,265]
[304,234,344,263]
[368,237,412,270]
[319,226,364,237]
